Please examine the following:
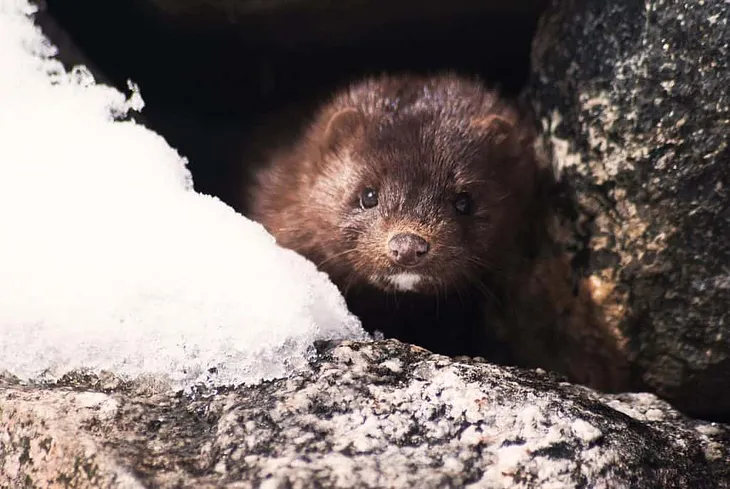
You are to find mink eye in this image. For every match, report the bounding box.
[359,187,379,209]
[454,192,472,215]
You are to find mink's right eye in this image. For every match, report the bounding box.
[359,187,379,209]
[454,192,473,215]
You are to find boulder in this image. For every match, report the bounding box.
[529,0,730,419]
[2,340,728,488]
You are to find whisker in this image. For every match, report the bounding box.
[471,278,501,307]
[458,179,488,186]
[454,280,467,309]
[495,191,514,202]
[343,273,357,298]
[316,248,358,268]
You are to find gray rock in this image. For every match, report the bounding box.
[529,0,730,418]
[1,341,728,488]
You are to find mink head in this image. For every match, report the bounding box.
[260,75,538,295]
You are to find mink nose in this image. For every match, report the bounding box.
[387,233,430,267]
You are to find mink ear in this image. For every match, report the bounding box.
[322,107,365,151]
[470,114,514,145]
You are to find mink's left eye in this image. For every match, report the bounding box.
[454,192,472,215]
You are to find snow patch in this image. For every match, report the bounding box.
[0,0,368,390]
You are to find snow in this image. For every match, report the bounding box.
[0,0,367,389]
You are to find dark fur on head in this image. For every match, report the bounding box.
[248,74,539,299]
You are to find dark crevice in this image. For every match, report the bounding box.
[39,0,547,204]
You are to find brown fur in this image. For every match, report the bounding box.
[243,74,541,358]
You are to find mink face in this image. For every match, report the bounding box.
[248,75,538,296]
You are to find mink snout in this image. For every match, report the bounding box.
[387,232,430,267]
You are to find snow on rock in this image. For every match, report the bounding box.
[0,0,367,389]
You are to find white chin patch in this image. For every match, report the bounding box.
[386,273,423,292]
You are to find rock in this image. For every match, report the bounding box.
[529,0,730,419]
[1,341,728,488]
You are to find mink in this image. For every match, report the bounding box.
[242,74,541,359]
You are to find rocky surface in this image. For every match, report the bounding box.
[529,0,730,419]
[2,340,729,488]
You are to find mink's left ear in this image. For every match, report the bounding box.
[322,107,366,152]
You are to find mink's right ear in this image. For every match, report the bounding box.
[321,107,365,152]
[470,112,525,160]
[469,114,514,145]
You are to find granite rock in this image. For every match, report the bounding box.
[529,0,730,419]
[1,340,728,488]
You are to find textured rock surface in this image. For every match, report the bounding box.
[2,341,729,488]
[529,0,730,419]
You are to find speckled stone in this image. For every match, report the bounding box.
[530,0,730,419]
[1,341,728,488]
